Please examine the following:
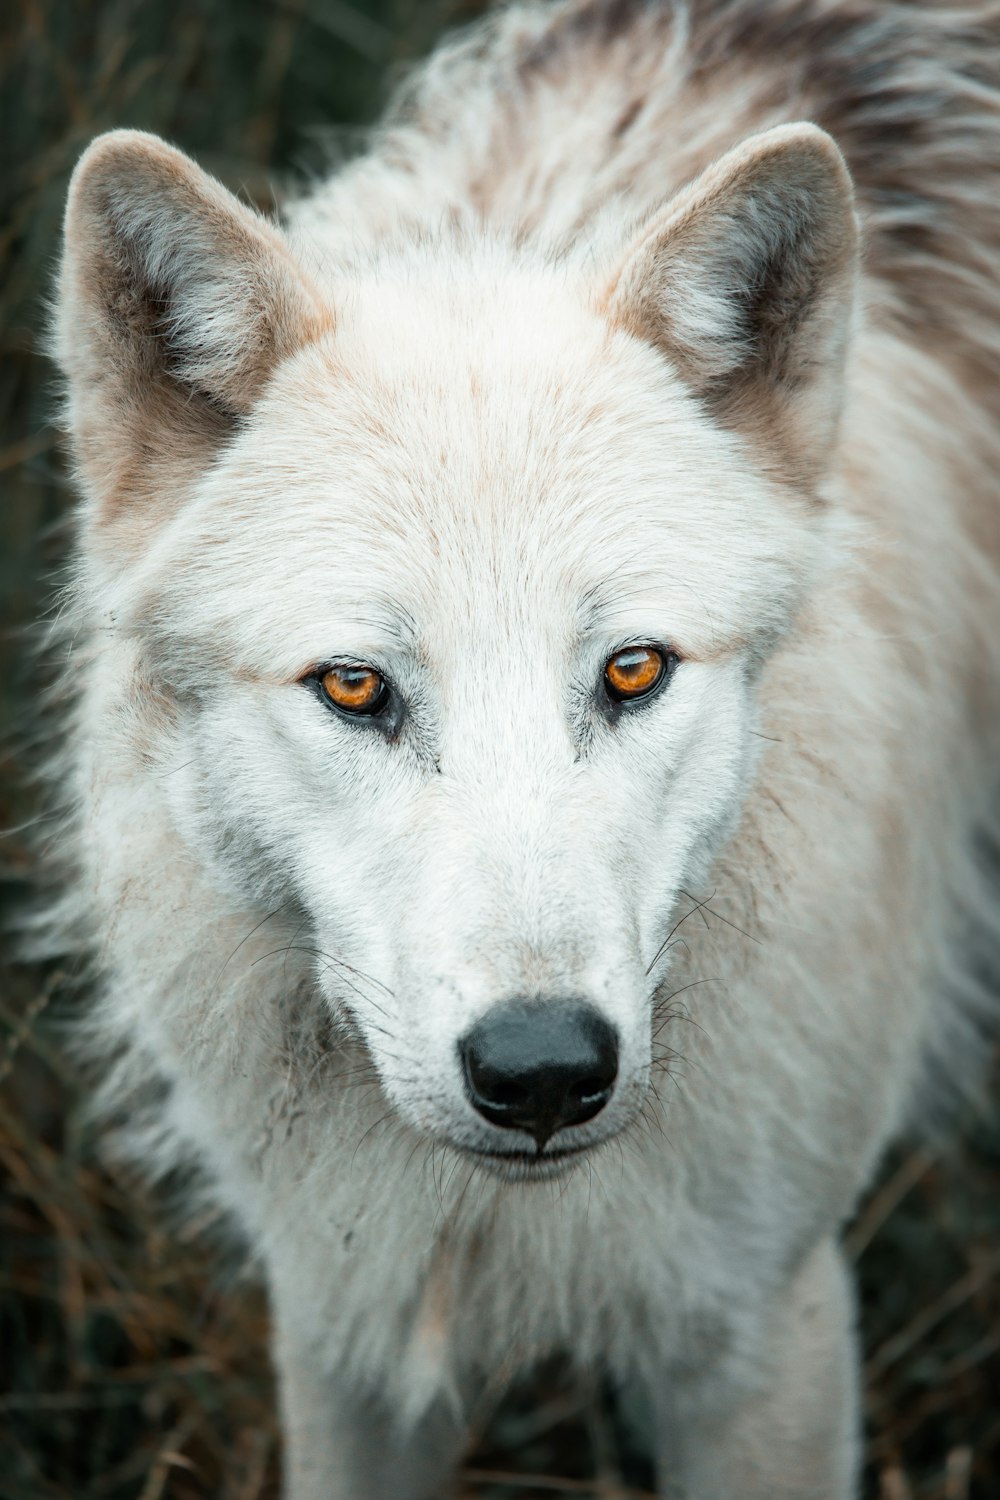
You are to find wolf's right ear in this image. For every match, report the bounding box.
[56,130,331,522]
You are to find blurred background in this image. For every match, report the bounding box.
[1,2,999,1497]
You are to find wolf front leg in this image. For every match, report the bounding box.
[657,1238,860,1500]
[275,1326,469,1500]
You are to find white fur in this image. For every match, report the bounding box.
[43,2,1000,1497]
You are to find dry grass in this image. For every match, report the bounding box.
[1,1,998,1496]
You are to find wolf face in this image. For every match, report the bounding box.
[57,125,856,1171]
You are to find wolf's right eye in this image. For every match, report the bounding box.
[318,665,389,717]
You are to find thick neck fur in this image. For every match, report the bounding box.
[295,0,1000,391]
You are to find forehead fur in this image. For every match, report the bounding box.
[119,252,819,677]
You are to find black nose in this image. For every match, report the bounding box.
[460,1000,619,1150]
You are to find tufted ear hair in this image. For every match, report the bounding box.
[606,123,859,484]
[56,129,332,522]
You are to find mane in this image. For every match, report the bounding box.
[368,0,1000,400]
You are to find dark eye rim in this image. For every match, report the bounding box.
[603,644,681,706]
[306,662,394,721]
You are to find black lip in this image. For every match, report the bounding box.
[462,1144,586,1172]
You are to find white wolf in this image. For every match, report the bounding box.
[45,1,1000,1496]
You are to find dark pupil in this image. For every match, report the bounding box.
[341,669,372,691]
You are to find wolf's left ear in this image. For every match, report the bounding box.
[56,130,332,522]
[606,123,858,484]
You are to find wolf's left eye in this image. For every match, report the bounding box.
[604,646,674,703]
[318,665,389,717]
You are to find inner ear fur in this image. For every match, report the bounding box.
[606,123,859,484]
[56,129,332,521]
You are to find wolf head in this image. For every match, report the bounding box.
[56,124,857,1171]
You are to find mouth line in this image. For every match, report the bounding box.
[460,1144,588,1175]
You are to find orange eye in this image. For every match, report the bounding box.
[319,665,388,716]
[605,646,668,702]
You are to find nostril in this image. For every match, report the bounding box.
[470,1074,531,1111]
[565,1073,615,1128]
[460,999,619,1148]
[574,1076,614,1107]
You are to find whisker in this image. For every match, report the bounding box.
[282,915,312,985]
[251,942,396,1017]
[328,955,395,1001]
[652,976,719,1028]
[212,906,288,991]
[645,892,715,975]
[351,1110,397,1169]
[449,1159,480,1226]
[678,886,761,946]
